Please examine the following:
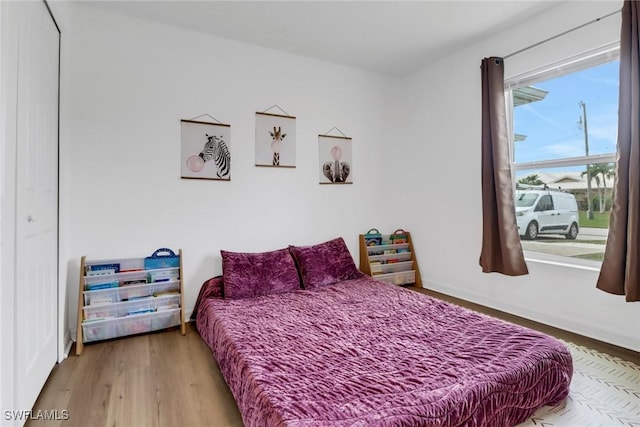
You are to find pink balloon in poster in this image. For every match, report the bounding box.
[330,145,343,160]
[187,155,205,172]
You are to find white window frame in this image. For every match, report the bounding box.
[505,42,619,269]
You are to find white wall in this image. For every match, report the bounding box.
[61,4,402,335]
[61,1,638,352]
[401,0,640,351]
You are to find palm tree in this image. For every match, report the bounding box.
[582,163,615,213]
[597,163,615,212]
[582,165,603,211]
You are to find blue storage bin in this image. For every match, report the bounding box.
[364,228,382,246]
[144,248,180,270]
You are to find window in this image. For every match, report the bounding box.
[516,192,538,208]
[536,195,554,211]
[506,43,619,265]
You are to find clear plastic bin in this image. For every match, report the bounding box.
[148,281,180,296]
[116,314,153,336]
[370,260,414,275]
[83,287,119,306]
[116,309,181,336]
[83,294,180,320]
[374,270,416,286]
[84,280,180,305]
[82,318,117,343]
[368,252,412,264]
[150,308,181,330]
[84,270,147,289]
[117,283,150,300]
[366,242,410,256]
[83,266,180,289]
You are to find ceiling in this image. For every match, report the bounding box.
[84,0,564,77]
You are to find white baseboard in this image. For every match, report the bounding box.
[63,329,73,358]
[422,279,638,352]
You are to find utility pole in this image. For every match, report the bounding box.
[579,101,594,220]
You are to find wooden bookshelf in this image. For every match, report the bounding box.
[359,231,422,287]
[76,249,185,355]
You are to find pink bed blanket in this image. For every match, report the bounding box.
[196,276,572,426]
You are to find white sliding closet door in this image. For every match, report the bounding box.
[14,0,59,415]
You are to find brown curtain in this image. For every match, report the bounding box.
[596,0,640,302]
[479,57,529,276]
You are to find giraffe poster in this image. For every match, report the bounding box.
[180,119,231,181]
[319,134,352,184]
[255,112,296,168]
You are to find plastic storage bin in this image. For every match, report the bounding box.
[368,252,412,265]
[84,280,180,305]
[83,294,180,320]
[82,318,117,343]
[148,280,180,296]
[366,242,410,256]
[83,287,119,306]
[116,309,182,336]
[116,314,153,336]
[144,248,180,269]
[370,260,414,275]
[151,308,181,330]
[374,270,416,286]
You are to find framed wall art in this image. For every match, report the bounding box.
[181,119,231,181]
[319,133,352,184]
[255,111,296,168]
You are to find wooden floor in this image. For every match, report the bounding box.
[28,288,639,427]
[27,325,244,427]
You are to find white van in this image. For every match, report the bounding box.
[515,189,579,240]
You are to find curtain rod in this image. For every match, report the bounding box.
[503,9,620,60]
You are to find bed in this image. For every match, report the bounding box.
[195,238,572,427]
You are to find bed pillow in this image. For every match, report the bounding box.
[289,237,360,289]
[221,248,300,299]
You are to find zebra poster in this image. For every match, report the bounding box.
[255,112,296,168]
[181,119,231,181]
[319,134,352,184]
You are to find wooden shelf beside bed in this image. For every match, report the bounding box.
[75,249,186,355]
[359,231,422,287]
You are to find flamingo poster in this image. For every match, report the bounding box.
[255,112,296,168]
[319,134,352,184]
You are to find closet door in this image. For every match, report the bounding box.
[14,0,59,413]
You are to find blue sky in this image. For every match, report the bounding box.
[514,60,619,167]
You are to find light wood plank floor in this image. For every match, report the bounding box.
[27,325,243,427]
[27,288,639,427]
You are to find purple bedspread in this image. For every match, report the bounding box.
[196,276,572,427]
